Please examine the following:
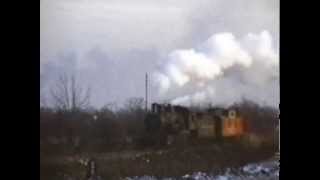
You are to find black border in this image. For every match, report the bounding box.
[280,1,316,179]
[2,1,38,179]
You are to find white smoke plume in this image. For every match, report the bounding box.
[153,31,279,107]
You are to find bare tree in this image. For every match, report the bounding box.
[124,97,144,112]
[50,73,90,111]
[101,102,118,112]
[40,74,48,108]
[40,93,48,109]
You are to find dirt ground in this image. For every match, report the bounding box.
[40,142,276,180]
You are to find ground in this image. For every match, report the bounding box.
[125,159,279,180]
[40,142,278,180]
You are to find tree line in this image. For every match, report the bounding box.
[40,74,279,154]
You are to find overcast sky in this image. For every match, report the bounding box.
[40,0,279,108]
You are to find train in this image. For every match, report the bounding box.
[144,103,248,143]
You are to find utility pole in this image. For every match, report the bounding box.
[145,73,148,112]
[275,103,280,160]
[278,103,280,156]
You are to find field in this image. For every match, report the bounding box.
[40,141,277,180]
[40,100,279,180]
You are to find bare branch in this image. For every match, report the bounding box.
[50,74,91,111]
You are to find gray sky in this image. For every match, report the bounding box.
[40,0,279,108]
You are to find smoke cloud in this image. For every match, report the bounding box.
[153,31,279,107]
[41,0,278,108]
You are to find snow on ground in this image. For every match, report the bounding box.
[124,160,279,180]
